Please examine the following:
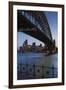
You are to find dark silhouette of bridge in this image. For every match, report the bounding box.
[17,10,57,53]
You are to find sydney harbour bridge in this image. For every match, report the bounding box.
[17,10,57,53]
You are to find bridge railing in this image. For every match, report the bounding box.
[17,63,58,79]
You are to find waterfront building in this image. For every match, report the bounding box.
[23,39,28,47]
[18,39,57,53]
[31,42,36,52]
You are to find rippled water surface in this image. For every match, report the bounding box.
[17,52,58,80]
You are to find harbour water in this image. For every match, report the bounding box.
[17,52,58,80]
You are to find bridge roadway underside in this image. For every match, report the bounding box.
[17,14,57,51]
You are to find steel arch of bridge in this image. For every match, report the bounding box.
[17,10,57,52]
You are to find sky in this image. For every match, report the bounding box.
[45,11,58,46]
[17,11,58,49]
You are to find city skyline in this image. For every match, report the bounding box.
[17,11,58,49]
